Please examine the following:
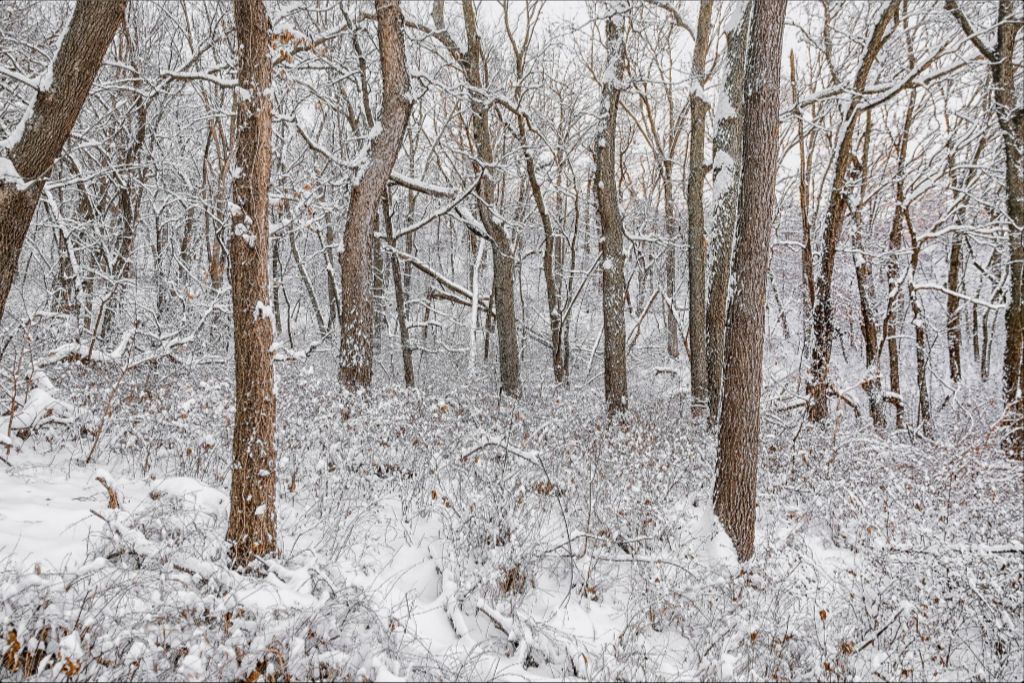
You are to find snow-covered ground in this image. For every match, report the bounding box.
[2,354,1022,681]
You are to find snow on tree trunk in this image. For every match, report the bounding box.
[226,0,278,570]
[712,0,786,563]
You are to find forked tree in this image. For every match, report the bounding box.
[705,1,752,422]
[712,0,787,562]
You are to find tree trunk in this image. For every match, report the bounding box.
[506,15,566,384]
[101,51,148,340]
[807,0,900,422]
[686,0,714,415]
[179,206,195,287]
[850,116,885,428]
[705,1,751,422]
[458,0,522,397]
[789,52,816,330]
[271,236,282,332]
[338,0,413,390]
[906,214,932,436]
[0,0,127,323]
[226,0,277,570]
[288,224,327,339]
[881,93,917,430]
[382,190,414,386]
[593,12,629,414]
[664,158,680,360]
[712,0,787,563]
[946,233,964,383]
[945,132,987,384]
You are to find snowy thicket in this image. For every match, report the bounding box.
[1,353,1021,680]
[1,1,1022,681]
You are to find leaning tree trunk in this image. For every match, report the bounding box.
[705,1,751,422]
[457,0,522,397]
[686,0,714,416]
[518,103,566,384]
[593,11,629,414]
[807,0,900,422]
[0,0,127,324]
[713,0,787,562]
[226,0,278,570]
[338,0,413,390]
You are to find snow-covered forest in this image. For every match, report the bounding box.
[1,0,1022,680]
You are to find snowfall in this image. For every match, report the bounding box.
[1,343,1021,681]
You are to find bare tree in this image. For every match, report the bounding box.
[706,1,751,421]
[712,0,787,562]
[0,0,127,323]
[338,0,413,390]
[503,0,568,384]
[594,8,629,413]
[945,0,1023,455]
[806,0,900,423]
[849,115,886,428]
[685,0,714,415]
[427,0,522,397]
[225,0,277,570]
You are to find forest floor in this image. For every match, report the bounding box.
[1,350,1022,681]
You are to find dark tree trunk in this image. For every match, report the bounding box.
[457,0,522,397]
[382,191,415,386]
[706,2,751,422]
[807,0,900,422]
[593,12,629,414]
[945,0,1023,455]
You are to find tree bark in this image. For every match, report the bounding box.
[905,213,932,436]
[944,133,986,384]
[339,0,413,390]
[712,0,787,563]
[593,11,629,414]
[789,52,816,330]
[226,0,278,570]
[686,0,714,415]
[0,0,127,323]
[705,1,751,422]
[457,0,522,397]
[382,190,415,386]
[850,116,885,428]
